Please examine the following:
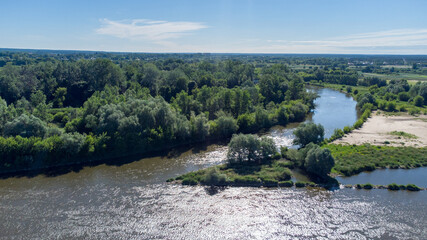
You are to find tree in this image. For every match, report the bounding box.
[227,134,277,164]
[30,90,47,108]
[293,123,324,147]
[210,116,238,138]
[4,114,48,138]
[304,146,334,178]
[53,87,67,108]
[414,95,424,107]
[191,113,209,141]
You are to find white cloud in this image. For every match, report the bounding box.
[258,29,427,54]
[96,18,208,41]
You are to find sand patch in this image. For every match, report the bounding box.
[333,111,427,147]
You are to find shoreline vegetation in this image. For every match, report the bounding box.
[173,79,427,190]
[0,53,317,176]
[1,51,427,186]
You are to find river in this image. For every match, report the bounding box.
[0,87,426,239]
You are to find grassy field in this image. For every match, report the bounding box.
[328,144,427,176]
[362,72,427,82]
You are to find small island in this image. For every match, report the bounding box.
[170,123,338,189]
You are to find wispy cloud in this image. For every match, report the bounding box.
[260,29,427,54]
[96,19,208,41]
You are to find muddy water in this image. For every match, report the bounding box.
[1,88,426,239]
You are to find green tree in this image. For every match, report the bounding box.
[293,123,324,147]
[4,114,48,138]
[304,146,335,178]
[414,95,424,107]
[227,134,277,164]
[53,87,67,108]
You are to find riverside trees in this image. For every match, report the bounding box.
[0,52,313,173]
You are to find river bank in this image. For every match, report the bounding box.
[333,111,427,147]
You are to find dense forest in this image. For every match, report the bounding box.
[0,50,317,173]
[1,50,427,174]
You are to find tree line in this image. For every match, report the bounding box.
[0,53,315,173]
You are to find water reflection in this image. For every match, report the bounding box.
[0,87,425,239]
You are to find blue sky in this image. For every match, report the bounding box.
[1,0,427,54]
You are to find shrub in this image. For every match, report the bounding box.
[409,108,420,115]
[203,168,227,186]
[353,119,364,129]
[233,175,261,185]
[343,126,352,134]
[414,96,424,107]
[182,178,198,186]
[295,181,306,188]
[4,114,48,138]
[406,184,421,191]
[363,183,373,189]
[263,179,278,187]
[386,101,396,112]
[398,92,410,102]
[279,180,293,187]
[387,183,399,191]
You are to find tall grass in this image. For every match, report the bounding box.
[329,144,427,176]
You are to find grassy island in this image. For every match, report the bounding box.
[329,144,427,176]
[171,124,338,188]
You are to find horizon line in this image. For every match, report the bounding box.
[2,47,427,56]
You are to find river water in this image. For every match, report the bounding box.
[0,88,426,239]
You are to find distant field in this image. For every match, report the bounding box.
[362,72,427,82]
[381,65,411,69]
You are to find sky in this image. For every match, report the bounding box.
[1,0,427,54]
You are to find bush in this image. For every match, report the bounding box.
[182,178,198,186]
[386,101,396,112]
[398,92,410,102]
[203,168,227,186]
[295,181,306,188]
[4,114,48,138]
[406,184,421,191]
[362,183,373,189]
[387,183,399,191]
[414,96,424,107]
[343,126,352,134]
[279,180,293,187]
[289,103,309,122]
[263,179,278,187]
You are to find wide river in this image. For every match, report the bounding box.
[0,88,426,239]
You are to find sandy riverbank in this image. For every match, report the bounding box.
[333,111,427,147]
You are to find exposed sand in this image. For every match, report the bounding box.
[333,111,427,147]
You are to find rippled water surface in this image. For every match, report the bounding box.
[1,88,426,239]
[337,167,427,188]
